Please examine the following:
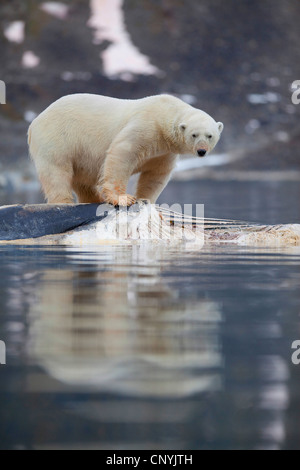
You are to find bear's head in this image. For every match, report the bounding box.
[178,113,224,158]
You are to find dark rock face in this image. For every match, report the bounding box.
[0,0,300,177]
[124,0,300,156]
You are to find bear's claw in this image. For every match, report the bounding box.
[105,193,137,207]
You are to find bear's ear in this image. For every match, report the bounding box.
[218,122,224,134]
[179,123,187,132]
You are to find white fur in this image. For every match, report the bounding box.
[28,94,223,205]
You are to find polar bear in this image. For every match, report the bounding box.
[28,94,224,206]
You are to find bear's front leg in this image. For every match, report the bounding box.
[136,154,178,204]
[102,187,137,207]
[101,137,138,207]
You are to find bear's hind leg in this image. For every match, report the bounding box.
[73,184,105,204]
[38,165,74,204]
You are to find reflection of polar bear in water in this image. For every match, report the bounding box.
[28,94,223,206]
[29,245,222,397]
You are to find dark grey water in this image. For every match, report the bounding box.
[0,180,300,450]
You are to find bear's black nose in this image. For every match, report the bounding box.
[197,149,207,157]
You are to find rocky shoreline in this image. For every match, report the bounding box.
[1,0,300,186]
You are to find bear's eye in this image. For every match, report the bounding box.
[192,134,198,139]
